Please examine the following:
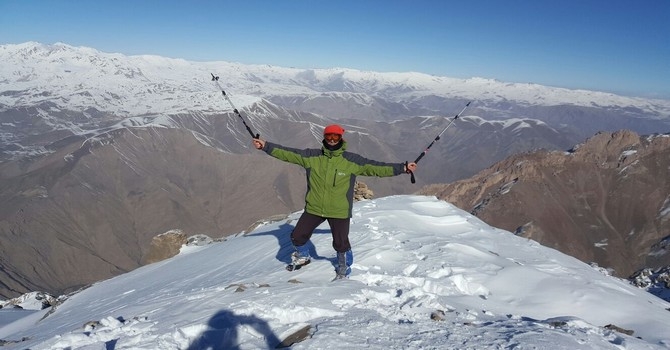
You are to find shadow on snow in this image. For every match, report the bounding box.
[187,309,281,350]
[245,223,337,269]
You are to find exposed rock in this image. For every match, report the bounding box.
[187,234,214,246]
[142,231,217,264]
[244,214,291,235]
[276,325,313,348]
[226,284,247,293]
[430,310,446,321]
[354,181,374,201]
[604,324,634,336]
[83,320,101,331]
[225,283,271,293]
[547,320,568,328]
[141,229,188,265]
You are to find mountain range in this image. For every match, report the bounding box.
[1,42,669,298]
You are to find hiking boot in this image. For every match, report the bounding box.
[336,250,353,277]
[291,251,311,266]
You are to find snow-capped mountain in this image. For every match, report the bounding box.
[2,41,669,166]
[1,195,669,349]
[3,41,670,166]
[3,42,670,119]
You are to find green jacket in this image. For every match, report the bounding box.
[263,141,405,218]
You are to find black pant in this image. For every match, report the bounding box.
[291,212,351,253]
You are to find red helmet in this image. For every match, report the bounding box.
[323,124,345,135]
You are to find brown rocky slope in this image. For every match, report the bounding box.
[420,130,670,278]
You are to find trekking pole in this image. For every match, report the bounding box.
[211,73,260,139]
[407,101,472,184]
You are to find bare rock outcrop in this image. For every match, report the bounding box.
[354,181,374,201]
[141,230,188,265]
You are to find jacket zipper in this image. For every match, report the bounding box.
[333,169,337,187]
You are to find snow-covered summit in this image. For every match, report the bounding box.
[1,195,668,349]
[2,42,669,119]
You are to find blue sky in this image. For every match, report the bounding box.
[1,0,669,99]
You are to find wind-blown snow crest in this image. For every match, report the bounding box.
[0,195,669,349]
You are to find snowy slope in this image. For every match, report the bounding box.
[0,195,668,349]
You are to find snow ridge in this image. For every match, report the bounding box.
[1,195,668,349]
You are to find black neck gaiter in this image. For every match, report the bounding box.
[322,139,343,151]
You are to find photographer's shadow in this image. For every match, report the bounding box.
[187,309,281,350]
